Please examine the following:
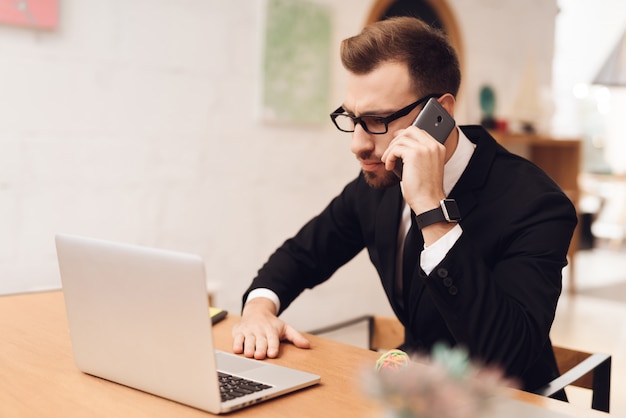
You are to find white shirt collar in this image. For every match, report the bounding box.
[443,127,476,196]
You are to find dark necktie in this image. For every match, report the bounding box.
[401,211,423,304]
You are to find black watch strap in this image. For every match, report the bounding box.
[415,199,461,229]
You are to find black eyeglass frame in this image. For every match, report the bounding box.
[329,93,444,135]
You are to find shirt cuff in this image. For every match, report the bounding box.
[246,288,281,314]
[420,224,463,275]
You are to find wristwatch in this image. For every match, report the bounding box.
[415,199,461,229]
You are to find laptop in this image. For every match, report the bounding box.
[55,233,320,414]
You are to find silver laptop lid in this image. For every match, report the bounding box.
[56,233,223,412]
[55,233,320,414]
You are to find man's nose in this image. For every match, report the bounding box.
[350,124,375,156]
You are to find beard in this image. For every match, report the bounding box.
[363,168,400,189]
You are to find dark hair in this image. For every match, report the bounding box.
[340,16,461,98]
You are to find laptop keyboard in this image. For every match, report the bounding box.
[218,372,273,402]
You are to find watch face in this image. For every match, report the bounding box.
[442,199,461,222]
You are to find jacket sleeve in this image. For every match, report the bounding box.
[422,187,577,379]
[242,176,367,314]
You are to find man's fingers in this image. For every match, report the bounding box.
[253,336,269,359]
[232,333,245,354]
[265,332,281,358]
[231,315,310,360]
[283,325,311,349]
[243,333,259,358]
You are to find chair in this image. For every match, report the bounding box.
[536,345,611,412]
[308,315,612,412]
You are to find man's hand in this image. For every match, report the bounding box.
[382,125,448,214]
[382,125,459,245]
[232,297,311,359]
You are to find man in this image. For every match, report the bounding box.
[232,16,577,393]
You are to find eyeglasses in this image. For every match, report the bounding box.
[329,93,443,135]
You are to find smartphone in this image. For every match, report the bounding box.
[393,98,456,179]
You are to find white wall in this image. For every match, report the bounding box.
[454,0,559,131]
[0,0,561,331]
[552,0,626,140]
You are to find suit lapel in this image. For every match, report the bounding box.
[449,126,499,218]
[402,127,500,315]
[372,126,500,319]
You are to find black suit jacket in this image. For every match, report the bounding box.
[244,126,578,392]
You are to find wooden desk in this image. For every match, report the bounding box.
[0,291,610,417]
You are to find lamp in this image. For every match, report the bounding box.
[587,27,626,246]
[593,28,626,86]
[589,28,626,175]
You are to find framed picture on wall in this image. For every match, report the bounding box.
[0,0,59,30]
[261,0,331,125]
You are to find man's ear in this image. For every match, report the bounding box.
[438,93,456,118]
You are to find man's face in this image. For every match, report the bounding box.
[343,62,420,189]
